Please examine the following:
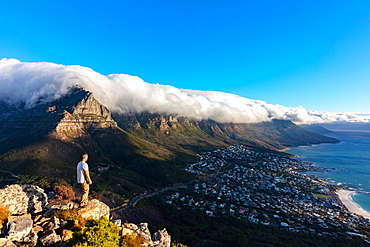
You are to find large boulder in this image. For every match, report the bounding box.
[0,184,48,215]
[39,230,62,246]
[77,199,110,220]
[5,216,33,242]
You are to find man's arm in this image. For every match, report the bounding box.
[84,170,92,185]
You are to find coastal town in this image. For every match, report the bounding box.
[164,145,370,241]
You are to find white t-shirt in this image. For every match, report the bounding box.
[77,161,89,183]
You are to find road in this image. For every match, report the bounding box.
[0,169,20,179]
[110,183,189,213]
[110,166,224,213]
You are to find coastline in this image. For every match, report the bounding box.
[336,189,370,219]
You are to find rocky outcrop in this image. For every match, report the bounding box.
[5,216,33,242]
[113,113,196,132]
[52,88,118,139]
[0,184,48,215]
[0,184,172,247]
[153,228,171,247]
[76,199,110,220]
[120,222,171,247]
[38,230,61,247]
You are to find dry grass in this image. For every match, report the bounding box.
[54,185,76,201]
[121,233,145,247]
[0,205,10,227]
[54,209,87,228]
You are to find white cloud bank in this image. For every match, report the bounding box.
[0,58,367,125]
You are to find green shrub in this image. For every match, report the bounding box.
[66,217,119,247]
[95,183,107,192]
[15,175,70,191]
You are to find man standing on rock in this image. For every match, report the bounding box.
[77,153,92,207]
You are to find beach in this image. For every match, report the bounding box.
[288,130,370,219]
[337,189,370,219]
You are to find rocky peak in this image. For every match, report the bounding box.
[0,87,118,140]
[52,87,118,139]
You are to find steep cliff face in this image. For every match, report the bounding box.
[114,113,196,131]
[52,88,117,139]
[114,113,339,150]
[0,87,117,141]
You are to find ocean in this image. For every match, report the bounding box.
[288,124,370,213]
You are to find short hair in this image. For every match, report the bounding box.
[81,153,88,160]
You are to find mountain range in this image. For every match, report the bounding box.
[2,59,367,126]
[0,86,338,195]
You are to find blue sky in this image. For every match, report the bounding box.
[1,0,369,113]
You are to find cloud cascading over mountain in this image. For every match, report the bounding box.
[0,58,365,124]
